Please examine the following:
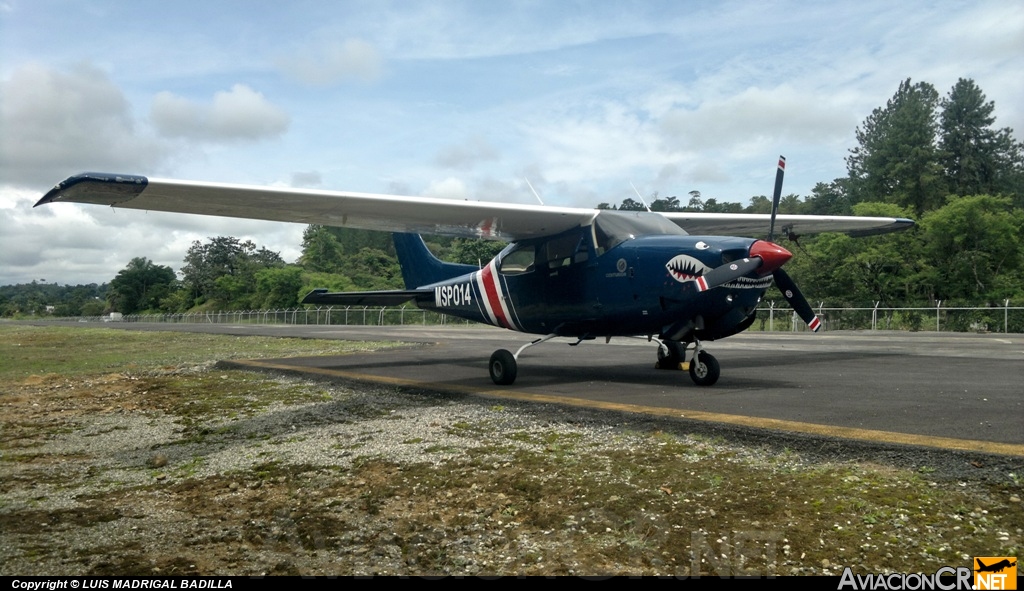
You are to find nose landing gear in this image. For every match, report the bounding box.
[655,339,720,386]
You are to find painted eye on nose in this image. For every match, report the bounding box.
[695,241,710,250]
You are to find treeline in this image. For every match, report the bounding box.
[5,77,1022,317]
[1,228,507,316]
[0,282,109,317]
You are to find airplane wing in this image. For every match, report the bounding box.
[660,212,915,237]
[37,172,913,240]
[35,173,593,242]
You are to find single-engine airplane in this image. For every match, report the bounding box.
[976,558,1017,573]
[37,157,913,386]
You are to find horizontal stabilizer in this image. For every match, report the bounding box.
[301,288,433,307]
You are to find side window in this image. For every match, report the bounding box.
[542,230,589,268]
[498,244,536,275]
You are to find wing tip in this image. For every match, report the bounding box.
[35,172,149,208]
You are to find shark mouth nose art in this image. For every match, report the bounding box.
[666,254,710,282]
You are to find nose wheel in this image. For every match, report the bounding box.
[688,350,720,386]
[655,339,720,386]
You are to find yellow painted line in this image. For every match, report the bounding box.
[228,359,1024,458]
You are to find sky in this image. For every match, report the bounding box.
[2,0,1022,286]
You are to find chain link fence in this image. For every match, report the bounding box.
[755,301,1023,333]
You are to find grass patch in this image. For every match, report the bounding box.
[1,323,1021,576]
[0,324,398,381]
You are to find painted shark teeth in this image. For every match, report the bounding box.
[666,254,710,283]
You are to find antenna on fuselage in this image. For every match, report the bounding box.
[629,182,653,212]
[768,155,785,243]
[524,178,544,205]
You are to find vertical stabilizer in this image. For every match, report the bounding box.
[392,233,481,289]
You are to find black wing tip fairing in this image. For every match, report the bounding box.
[35,173,149,208]
[845,218,916,237]
[301,288,433,307]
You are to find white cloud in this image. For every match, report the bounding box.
[1,191,304,286]
[279,38,384,86]
[0,62,168,189]
[150,84,290,142]
[423,177,470,200]
[659,85,856,154]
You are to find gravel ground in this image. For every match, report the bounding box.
[1,363,1021,576]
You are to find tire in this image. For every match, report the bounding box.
[489,349,518,385]
[688,351,720,386]
[656,341,685,370]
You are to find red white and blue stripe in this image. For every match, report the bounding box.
[473,260,522,331]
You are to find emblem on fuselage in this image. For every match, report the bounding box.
[666,254,710,283]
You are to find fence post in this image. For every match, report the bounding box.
[1006,299,1011,334]
[872,301,879,331]
[768,301,775,332]
[936,300,942,332]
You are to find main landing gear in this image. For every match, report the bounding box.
[655,339,720,386]
[489,334,559,386]
[488,349,517,385]
[488,334,721,387]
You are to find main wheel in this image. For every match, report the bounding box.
[656,341,685,370]
[688,351,720,386]
[489,349,518,385]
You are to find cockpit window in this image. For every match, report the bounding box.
[498,243,536,275]
[593,210,688,254]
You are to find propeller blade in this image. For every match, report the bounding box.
[693,241,793,292]
[773,267,821,331]
[770,155,782,242]
[692,257,762,292]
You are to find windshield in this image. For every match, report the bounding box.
[593,210,688,254]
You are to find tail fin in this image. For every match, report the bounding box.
[392,233,481,289]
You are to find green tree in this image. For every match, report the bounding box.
[745,195,772,214]
[940,78,1024,199]
[650,195,681,212]
[180,237,284,308]
[701,198,744,213]
[299,225,345,273]
[919,194,1024,303]
[253,266,305,309]
[801,180,852,215]
[847,79,945,215]
[108,257,176,314]
[617,197,645,211]
[448,238,506,267]
[786,203,927,307]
